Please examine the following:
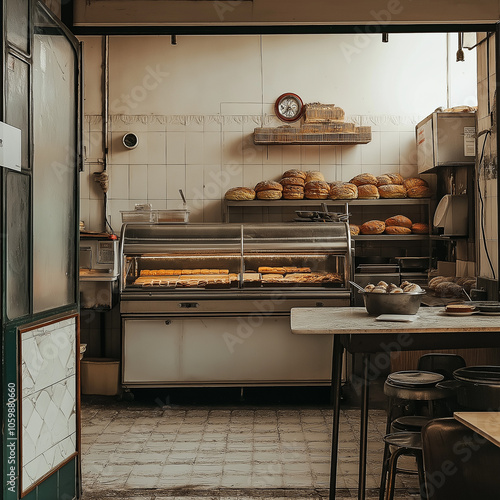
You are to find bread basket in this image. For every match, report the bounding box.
[362,291,425,315]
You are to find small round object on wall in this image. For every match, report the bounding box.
[275,93,304,122]
[122,132,139,149]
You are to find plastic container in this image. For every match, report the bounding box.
[156,209,189,223]
[121,209,189,223]
[120,210,157,223]
[81,358,120,396]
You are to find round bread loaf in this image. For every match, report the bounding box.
[376,174,393,186]
[407,185,432,198]
[329,183,358,200]
[349,224,360,236]
[411,222,429,234]
[378,184,407,198]
[360,220,385,235]
[254,180,283,193]
[256,189,282,200]
[435,281,463,297]
[429,276,455,290]
[282,185,304,199]
[305,180,330,199]
[280,176,305,187]
[282,169,306,180]
[305,170,325,183]
[403,177,429,190]
[357,184,380,199]
[384,226,411,235]
[349,173,378,186]
[385,173,404,185]
[385,215,412,228]
[224,187,256,201]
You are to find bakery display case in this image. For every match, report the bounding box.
[119,222,351,389]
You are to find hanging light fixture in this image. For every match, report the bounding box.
[382,32,389,43]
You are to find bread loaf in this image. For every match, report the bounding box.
[429,276,455,290]
[384,226,412,235]
[280,176,305,187]
[376,174,393,186]
[349,173,378,186]
[282,169,306,180]
[304,180,330,199]
[256,189,282,200]
[411,223,429,234]
[225,187,256,201]
[407,186,432,198]
[385,215,412,228]
[385,173,404,185]
[378,184,407,198]
[360,220,385,235]
[254,180,283,193]
[357,184,380,199]
[329,183,358,200]
[403,177,429,190]
[435,281,463,297]
[349,224,360,236]
[282,185,304,199]
[305,170,325,183]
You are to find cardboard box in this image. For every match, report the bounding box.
[456,260,476,277]
[81,358,120,396]
[437,261,456,276]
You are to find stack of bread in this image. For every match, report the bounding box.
[280,169,306,199]
[355,215,429,235]
[304,171,330,199]
[254,180,283,200]
[429,275,477,297]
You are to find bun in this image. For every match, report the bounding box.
[384,226,411,235]
[411,223,429,234]
[407,186,432,198]
[282,185,304,199]
[254,180,283,192]
[349,224,360,236]
[360,220,385,235]
[403,177,429,190]
[385,215,412,228]
[282,169,306,180]
[305,170,325,183]
[304,181,330,199]
[349,173,378,186]
[378,184,407,198]
[329,183,358,200]
[357,184,380,199]
[256,190,282,200]
[225,187,256,201]
[280,176,305,187]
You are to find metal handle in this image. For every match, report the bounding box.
[178,302,199,309]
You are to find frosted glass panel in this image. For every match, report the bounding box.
[6,172,30,319]
[6,55,29,170]
[33,7,77,313]
[6,0,29,53]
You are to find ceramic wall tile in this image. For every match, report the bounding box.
[380,132,400,165]
[107,164,130,200]
[263,144,284,165]
[21,318,77,493]
[166,165,186,201]
[222,131,244,164]
[243,134,263,164]
[340,144,362,166]
[360,131,381,165]
[400,131,417,166]
[203,132,222,164]
[166,132,186,164]
[129,164,149,200]
[319,146,338,166]
[186,133,205,165]
[147,165,167,200]
[147,132,167,164]
[185,165,205,200]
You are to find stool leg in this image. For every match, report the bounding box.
[415,451,427,500]
[378,443,390,500]
[385,448,405,500]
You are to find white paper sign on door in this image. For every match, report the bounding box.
[0,122,21,171]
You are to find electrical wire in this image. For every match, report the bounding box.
[477,129,496,279]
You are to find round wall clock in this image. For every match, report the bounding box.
[274,93,304,122]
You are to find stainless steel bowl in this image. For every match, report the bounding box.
[362,291,425,315]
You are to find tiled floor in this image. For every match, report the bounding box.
[80,392,421,500]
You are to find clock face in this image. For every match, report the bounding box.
[275,93,303,122]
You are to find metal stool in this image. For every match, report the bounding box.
[381,432,426,500]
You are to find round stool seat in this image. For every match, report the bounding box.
[391,415,432,432]
[383,431,422,451]
[384,379,453,401]
[387,370,444,387]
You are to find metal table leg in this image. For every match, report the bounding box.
[329,335,344,500]
[358,353,371,500]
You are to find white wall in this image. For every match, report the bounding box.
[79,33,477,231]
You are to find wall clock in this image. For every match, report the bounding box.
[274,93,304,122]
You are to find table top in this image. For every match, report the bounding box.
[290,306,500,335]
[454,412,500,447]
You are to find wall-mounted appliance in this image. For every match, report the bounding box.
[433,194,468,236]
[416,111,476,173]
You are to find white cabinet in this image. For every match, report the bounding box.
[122,316,334,387]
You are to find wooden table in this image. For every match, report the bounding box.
[290,306,500,500]
[454,412,500,447]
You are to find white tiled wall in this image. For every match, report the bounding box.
[79,33,477,232]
